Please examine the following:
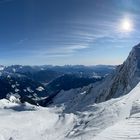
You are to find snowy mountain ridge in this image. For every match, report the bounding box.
[51,43,140,113]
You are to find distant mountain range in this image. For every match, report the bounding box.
[0,64,115,106]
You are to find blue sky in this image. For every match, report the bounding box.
[1,0,140,65]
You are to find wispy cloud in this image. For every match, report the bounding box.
[36,43,89,57]
[16,38,28,45]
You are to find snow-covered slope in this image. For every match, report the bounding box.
[94,85,140,140]
[0,99,78,140]
[1,82,140,140]
[94,113,140,140]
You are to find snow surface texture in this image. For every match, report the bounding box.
[1,82,140,140]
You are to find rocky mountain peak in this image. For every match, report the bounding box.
[97,43,140,101]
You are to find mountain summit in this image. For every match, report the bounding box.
[99,43,140,100]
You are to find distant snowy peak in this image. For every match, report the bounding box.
[0,65,5,71]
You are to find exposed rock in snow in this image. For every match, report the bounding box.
[11,85,16,88]
[9,95,20,103]
[27,87,34,93]
[36,86,45,91]
[95,43,140,100]
[15,88,19,93]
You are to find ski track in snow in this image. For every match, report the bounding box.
[94,114,140,140]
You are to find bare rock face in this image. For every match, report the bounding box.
[92,43,140,104]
